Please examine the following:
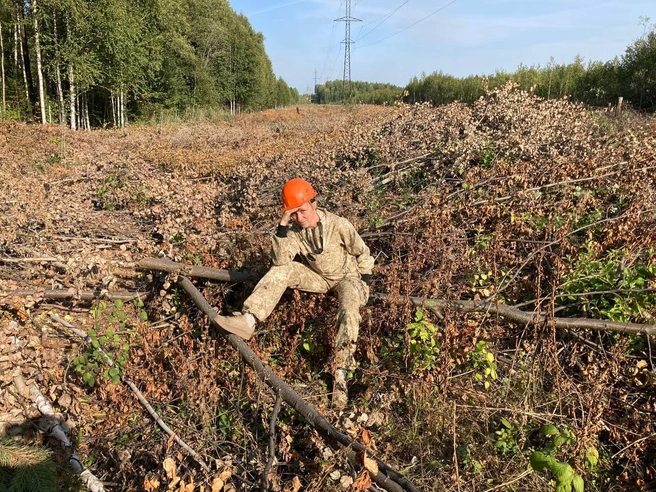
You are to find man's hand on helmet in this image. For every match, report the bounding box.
[280,206,300,227]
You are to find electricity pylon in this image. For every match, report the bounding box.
[335,0,360,102]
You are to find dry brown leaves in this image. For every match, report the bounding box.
[2,90,656,490]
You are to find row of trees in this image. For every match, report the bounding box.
[0,0,299,128]
[314,22,655,111]
[313,80,402,105]
[405,23,656,110]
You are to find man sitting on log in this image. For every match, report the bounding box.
[216,178,374,409]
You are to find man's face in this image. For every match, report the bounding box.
[291,201,319,228]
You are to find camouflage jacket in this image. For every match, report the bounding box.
[271,208,374,282]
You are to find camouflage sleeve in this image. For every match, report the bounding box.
[340,218,374,275]
[270,225,301,266]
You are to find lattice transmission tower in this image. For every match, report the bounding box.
[335,0,360,101]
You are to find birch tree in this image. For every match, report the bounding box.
[50,12,65,124]
[31,0,46,123]
[16,5,31,110]
[1,20,6,116]
[0,0,294,125]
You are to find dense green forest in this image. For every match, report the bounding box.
[317,24,656,111]
[0,0,299,128]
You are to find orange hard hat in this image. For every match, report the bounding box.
[281,178,317,211]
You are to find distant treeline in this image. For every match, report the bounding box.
[317,25,656,111]
[314,80,402,105]
[0,0,299,128]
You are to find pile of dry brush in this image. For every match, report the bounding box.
[1,83,656,491]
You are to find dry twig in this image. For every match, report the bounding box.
[262,388,283,489]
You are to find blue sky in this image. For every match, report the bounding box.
[230,0,656,93]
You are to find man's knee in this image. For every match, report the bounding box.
[261,263,295,284]
[336,280,366,306]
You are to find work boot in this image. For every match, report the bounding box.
[332,369,348,410]
[214,312,256,340]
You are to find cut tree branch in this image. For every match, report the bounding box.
[176,276,416,492]
[371,293,656,336]
[13,375,106,492]
[0,289,145,302]
[137,259,656,336]
[138,257,257,283]
[0,256,60,263]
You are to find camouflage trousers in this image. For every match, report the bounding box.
[243,262,369,372]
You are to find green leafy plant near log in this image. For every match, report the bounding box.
[366,188,385,229]
[492,418,521,456]
[559,244,656,323]
[480,139,496,169]
[73,299,137,387]
[467,340,498,389]
[530,424,587,492]
[469,269,495,298]
[382,307,440,373]
[95,174,127,210]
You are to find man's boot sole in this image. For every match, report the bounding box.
[213,315,255,340]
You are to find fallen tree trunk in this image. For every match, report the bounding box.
[138,257,256,283]
[370,293,656,337]
[0,289,144,302]
[176,276,417,492]
[137,258,656,336]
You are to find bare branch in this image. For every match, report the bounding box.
[371,293,656,336]
[13,374,106,492]
[0,289,145,302]
[263,388,283,489]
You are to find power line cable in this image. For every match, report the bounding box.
[318,20,338,82]
[355,0,410,42]
[355,0,460,50]
[326,44,344,82]
[318,0,345,84]
[354,2,366,43]
[354,1,398,39]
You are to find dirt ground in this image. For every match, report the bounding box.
[2,92,656,491]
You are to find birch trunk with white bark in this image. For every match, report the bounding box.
[83,91,90,129]
[13,23,18,70]
[119,88,126,128]
[53,14,65,125]
[66,17,76,130]
[17,10,30,107]
[0,22,6,116]
[69,62,76,130]
[32,0,47,124]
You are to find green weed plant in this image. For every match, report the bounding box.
[383,307,440,373]
[467,340,498,389]
[73,299,143,387]
[530,424,587,492]
[493,418,521,456]
[560,244,656,323]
